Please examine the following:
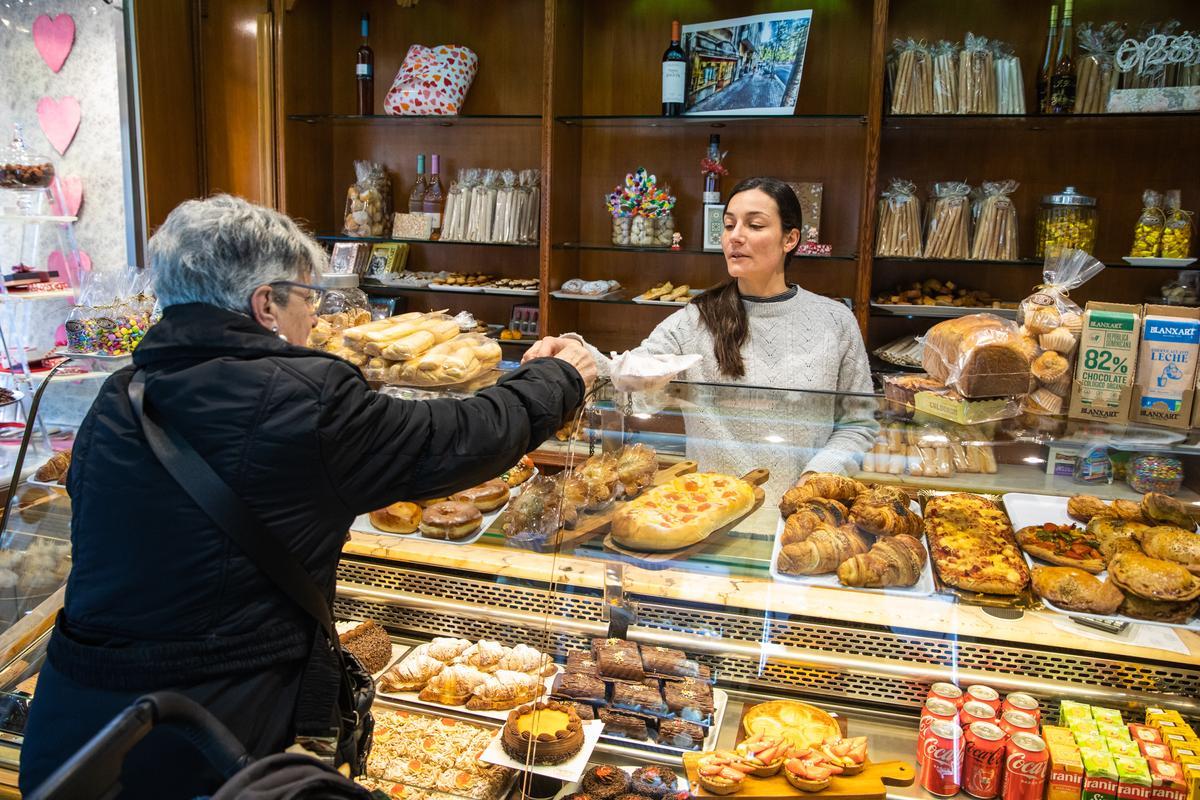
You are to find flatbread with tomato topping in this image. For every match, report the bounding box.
[924,493,1030,595]
[1016,523,1105,573]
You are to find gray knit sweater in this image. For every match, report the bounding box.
[581,288,878,500]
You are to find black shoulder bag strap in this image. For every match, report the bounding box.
[126,370,366,768]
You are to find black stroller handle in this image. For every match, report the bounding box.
[27,691,253,800]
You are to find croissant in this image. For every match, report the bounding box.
[1138,526,1200,575]
[777,525,868,575]
[616,444,658,498]
[781,499,849,545]
[418,664,490,705]
[459,640,509,673]
[849,489,922,537]
[779,474,866,517]
[837,534,927,588]
[1110,499,1146,523]
[465,669,544,710]
[1141,493,1197,530]
[380,652,445,692]
[498,643,557,676]
[1067,495,1110,523]
[35,451,71,483]
[426,637,472,663]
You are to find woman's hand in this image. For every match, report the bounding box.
[524,336,596,390]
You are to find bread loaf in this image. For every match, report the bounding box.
[922,314,1032,398]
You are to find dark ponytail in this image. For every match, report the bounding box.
[693,177,804,378]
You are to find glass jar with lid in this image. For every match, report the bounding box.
[0,124,55,192]
[1036,186,1097,258]
[309,273,372,353]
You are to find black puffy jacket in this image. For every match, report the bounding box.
[48,302,582,687]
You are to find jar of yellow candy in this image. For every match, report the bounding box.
[1162,189,1193,260]
[1129,189,1165,258]
[1036,186,1097,258]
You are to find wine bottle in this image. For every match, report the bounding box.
[408,154,426,214]
[703,134,722,204]
[423,153,445,238]
[1037,4,1058,114]
[356,13,374,115]
[1049,0,1075,113]
[662,20,686,116]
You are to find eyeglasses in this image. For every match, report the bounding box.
[268,280,323,314]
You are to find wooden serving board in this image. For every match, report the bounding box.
[682,754,914,800]
[602,468,770,569]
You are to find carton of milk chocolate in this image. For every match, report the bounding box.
[1069,302,1140,423]
[1133,305,1200,429]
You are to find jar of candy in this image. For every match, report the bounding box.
[611,216,632,246]
[64,304,96,354]
[1161,190,1193,260]
[1128,453,1184,495]
[1036,186,1097,258]
[652,213,676,247]
[317,273,370,319]
[1129,190,1165,258]
[630,214,654,246]
[0,124,54,191]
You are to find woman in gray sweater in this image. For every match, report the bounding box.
[533,177,877,498]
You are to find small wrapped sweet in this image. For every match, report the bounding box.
[1161,190,1193,259]
[1130,190,1166,257]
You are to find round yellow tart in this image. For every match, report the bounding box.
[500,700,584,765]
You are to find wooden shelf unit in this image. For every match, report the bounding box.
[272,0,1200,354]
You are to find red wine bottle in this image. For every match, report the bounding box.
[356,13,374,115]
[662,20,686,116]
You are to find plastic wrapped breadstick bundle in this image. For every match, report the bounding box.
[958,33,996,114]
[439,170,465,242]
[1130,189,1166,257]
[890,38,933,114]
[923,181,972,260]
[492,170,516,244]
[992,43,1025,114]
[386,333,502,387]
[931,40,959,114]
[875,179,923,257]
[971,180,1020,261]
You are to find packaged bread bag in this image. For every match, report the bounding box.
[1017,248,1104,416]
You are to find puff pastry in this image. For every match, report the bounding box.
[779,474,866,517]
[466,669,544,710]
[381,652,445,692]
[419,664,491,706]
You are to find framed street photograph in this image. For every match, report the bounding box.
[683,10,813,116]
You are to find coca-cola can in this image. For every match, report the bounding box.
[963,722,1007,800]
[999,710,1039,737]
[921,718,965,797]
[931,682,965,708]
[967,684,1002,713]
[1003,732,1048,800]
[962,700,999,728]
[1002,693,1041,723]
[919,698,960,765]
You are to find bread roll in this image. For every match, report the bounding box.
[922,314,1032,398]
[369,502,422,534]
[382,330,437,360]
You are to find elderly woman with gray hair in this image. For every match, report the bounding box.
[20,195,595,796]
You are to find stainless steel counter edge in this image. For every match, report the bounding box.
[336,581,1200,718]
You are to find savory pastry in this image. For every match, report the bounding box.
[1110,499,1146,523]
[1068,494,1111,523]
[460,640,509,672]
[1031,567,1125,614]
[424,637,472,663]
[1118,594,1199,624]
[1016,523,1105,573]
[466,669,544,710]
[500,700,584,765]
[369,501,422,534]
[499,455,536,488]
[34,450,71,483]
[631,765,679,797]
[779,474,866,517]
[582,766,632,799]
[616,443,658,498]
[337,619,393,673]
[1137,527,1200,575]
[1141,492,1197,530]
[419,500,483,540]
[418,664,491,705]
[695,751,755,795]
[923,493,1030,595]
[611,473,756,551]
[498,643,556,676]
[777,525,868,576]
[849,487,921,537]
[782,499,850,545]
[836,533,927,588]
[735,734,788,777]
[577,452,620,510]
[380,652,445,692]
[1109,552,1200,602]
[451,479,509,513]
[1087,517,1149,560]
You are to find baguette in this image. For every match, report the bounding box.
[382,330,437,361]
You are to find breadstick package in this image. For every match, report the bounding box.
[387,333,502,388]
[958,33,996,114]
[890,39,933,114]
[1073,23,1122,113]
[971,180,1019,261]
[931,41,959,114]
[992,43,1025,114]
[923,181,972,260]
[875,179,923,257]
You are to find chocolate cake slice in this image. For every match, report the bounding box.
[552,671,606,703]
[663,678,714,723]
[611,680,668,717]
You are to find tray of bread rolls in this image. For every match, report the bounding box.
[1004,491,1200,630]
[769,474,935,596]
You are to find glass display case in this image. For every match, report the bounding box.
[3,371,1199,797]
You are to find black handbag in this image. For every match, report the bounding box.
[127,371,374,775]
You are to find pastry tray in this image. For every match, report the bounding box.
[479,719,605,783]
[1002,492,1200,632]
[632,289,702,306]
[25,476,68,494]
[428,284,489,293]
[552,764,687,800]
[376,663,563,723]
[1123,256,1197,268]
[484,287,539,296]
[870,303,1018,320]
[350,501,508,547]
[550,290,624,301]
[767,502,937,597]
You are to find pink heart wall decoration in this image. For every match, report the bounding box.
[51,176,84,217]
[37,97,81,155]
[48,250,92,279]
[33,14,75,73]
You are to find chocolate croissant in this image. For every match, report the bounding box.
[779,474,866,517]
[781,498,849,545]
[837,534,927,588]
[777,525,868,575]
[849,488,922,537]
